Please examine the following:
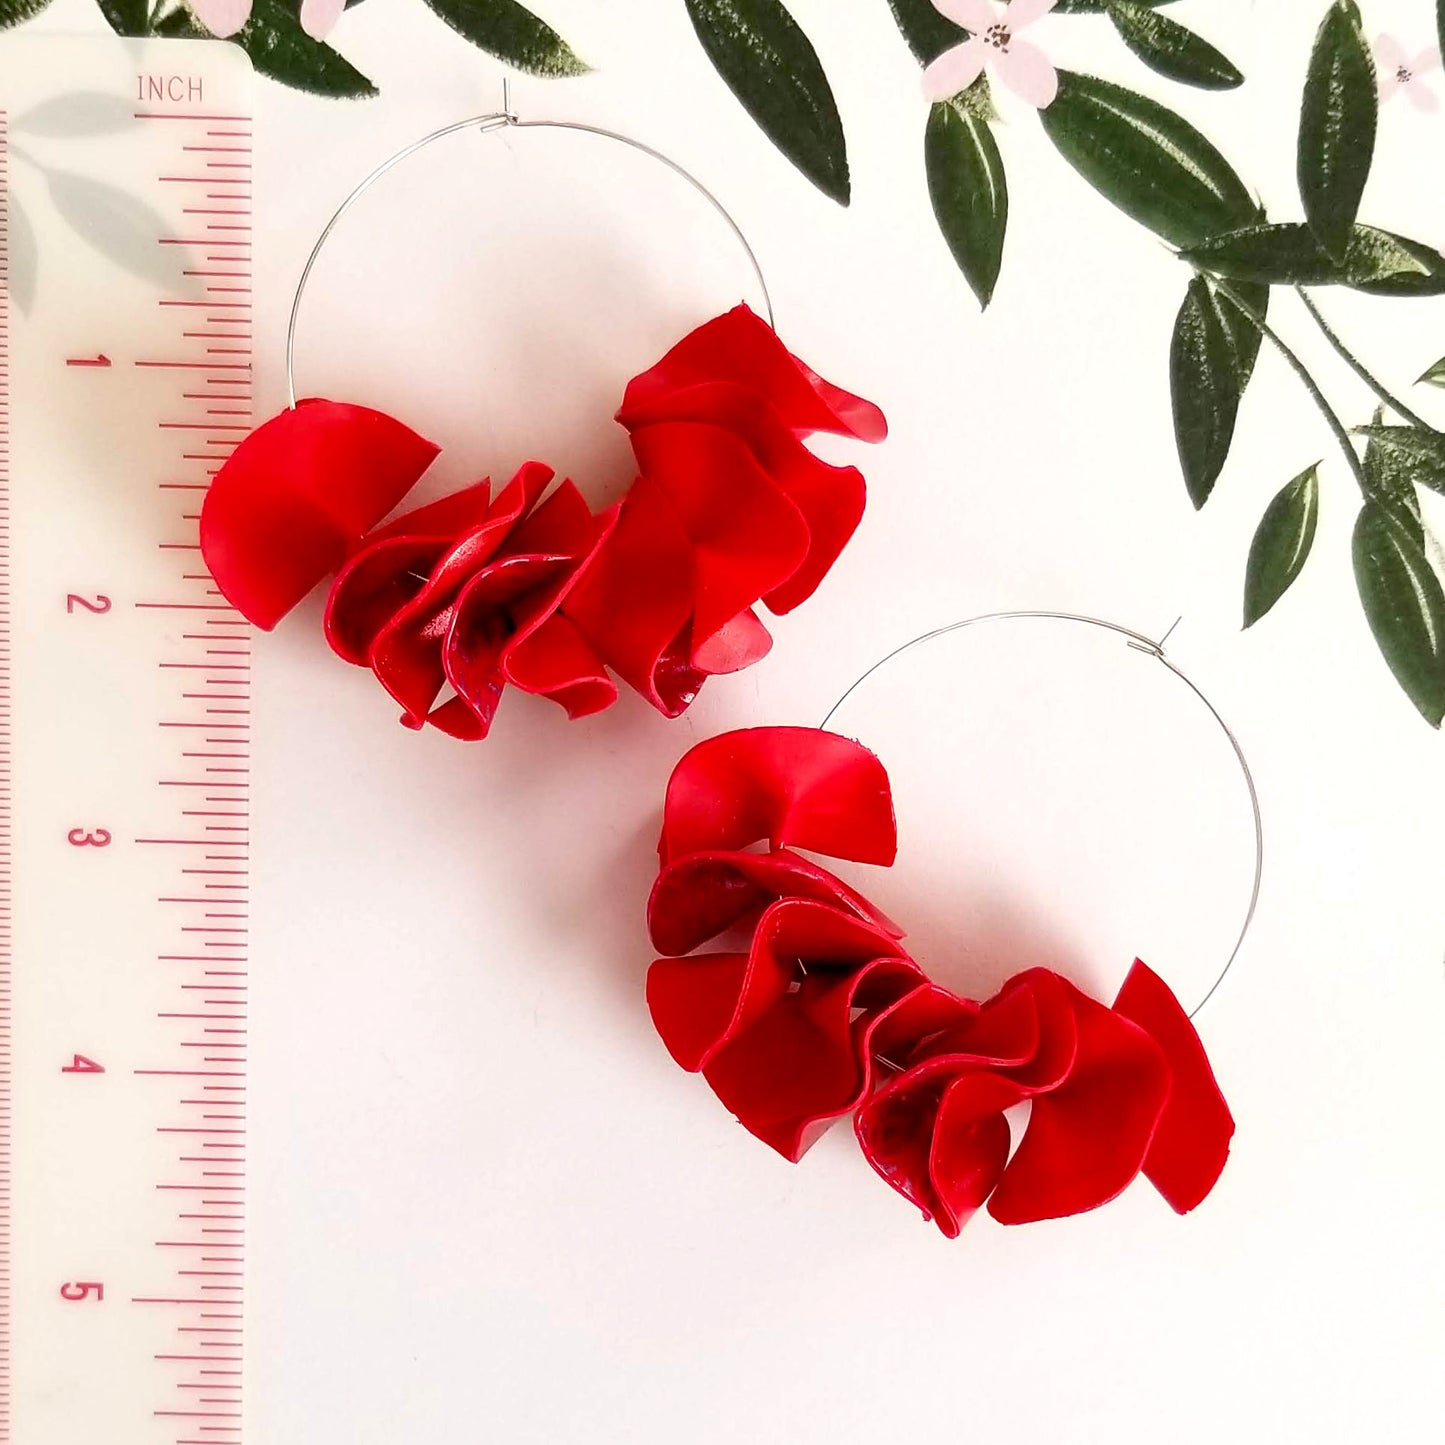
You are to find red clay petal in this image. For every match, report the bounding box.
[1114,959,1234,1213]
[987,982,1170,1225]
[503,613,616,719]
[617,304,887,443]
[929,1075,1025,1236]
[647,847,903,957]
[562,474,697,716]
[631,421,810,652]
[749,896,902,982]
[503,476,595,558]
[439,554,572,729]
[200,399,439,629]
[690,609,772,676]
[647,949,791,1074]
[624,379,867,616]
[659,727,897,866]
[704,956,924,1161]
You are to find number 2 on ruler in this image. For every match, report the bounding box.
[65,592,111,614]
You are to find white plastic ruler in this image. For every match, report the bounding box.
[0,35,253,1442]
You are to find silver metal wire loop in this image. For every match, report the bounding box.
[284,83,775,409]
[821,611,1263,1020]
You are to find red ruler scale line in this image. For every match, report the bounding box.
[132,101,253,1444]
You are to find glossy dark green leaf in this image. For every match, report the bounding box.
[1170,275,1267,507]
[1039,70,1256,248]
[0,0,52,25]
[1106,1,1242,90]
[1356,422,1445,499]
[1243,465,1319,626]
[926,101,1007,308]
[1440,0,1445,65]
[154,6,202,35]
[1298,1,1376,259]
[1359,414,1425,542]
[888,0,963,64]
[1057,0,1180,10]
[1417,355,1445,387]
[424,0,588,77]
[1353,502,1445,726]
[686,0,849,204]
[228,0,377,96]
[94,0,148,33]
[1181,222,1445,296]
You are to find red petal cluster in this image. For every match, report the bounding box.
[198,308,884,737]
[323,463,616,739]
[557,305,886,716]
[648,727,1235,1236]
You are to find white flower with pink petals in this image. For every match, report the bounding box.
[923,0,1060,110]
[189,0,345,41]
[1376,34,1441,109]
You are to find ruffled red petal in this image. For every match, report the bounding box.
[658,727,897,867]
[630,422,811,654]
[986,979,1170,1225]
[704,956,926,1161]
[200,399,439,629]
[622,379,867,615]
[1113,959,1234,1213]
[561,475,699,716]
[648,847,902,958]
[616,304,887,444]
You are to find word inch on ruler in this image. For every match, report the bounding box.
[0,38,254,1444]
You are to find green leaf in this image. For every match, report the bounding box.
[1243,465,1319,626]
[1440,0,1445,67]
[1353,502,1445,726]
[1298,1,1376,260]
[926,100,1007,308]
[1181,222,1445,296]
[1170,275,1267,507]
[423,0,588,77]
[1057,0,1181,10]
[0,0,53,26]
[94,0,149,33]
[1355,422,1445,502]
[1417,356,1445,387]
[231,0,377,96]
[1039,70,1257,249]
[1106,1,1243,91]
[888,0,963,65]
[1358,412,1424,544]
[686,0,849,204]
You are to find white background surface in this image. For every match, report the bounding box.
[27,0,1445,1439]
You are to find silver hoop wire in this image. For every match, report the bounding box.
[820,611,1263,1020]
[284,87,776,410]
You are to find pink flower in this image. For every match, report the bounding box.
[1376,34,1441,109]
[923,0,1060,109]
[189,0,345,41]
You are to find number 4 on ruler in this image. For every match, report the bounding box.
[61,1055,104,1074]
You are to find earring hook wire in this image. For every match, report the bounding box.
[283,84,775,410]
[820,611,1263,1020]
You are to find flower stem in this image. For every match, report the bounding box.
[1294,288,1434,432]
[1209,278,1366,491]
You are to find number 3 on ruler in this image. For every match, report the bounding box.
[58,1281,104,1303]
[67,827,111,847]
[66,593,111,614]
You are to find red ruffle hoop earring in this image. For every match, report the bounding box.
[199,107,886,739]
[645,613,1261,1238]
